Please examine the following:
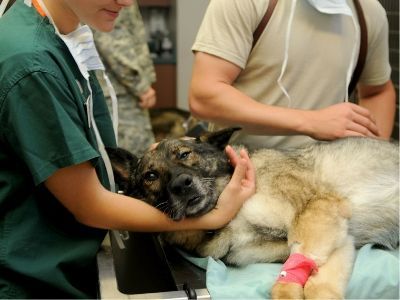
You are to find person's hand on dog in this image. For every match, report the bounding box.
[196,146,256,230]
[222,145,256,205]
[303,102,380,140]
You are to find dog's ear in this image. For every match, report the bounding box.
[106,147,138,193]
[197,127,241,150]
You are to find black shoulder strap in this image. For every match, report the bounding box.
[252,0,278,50]
[348,0,368,97]
[251,0,367,97]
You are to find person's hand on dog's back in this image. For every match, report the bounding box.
[196,146,256,230]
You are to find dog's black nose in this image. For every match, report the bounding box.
[170,174,193,195]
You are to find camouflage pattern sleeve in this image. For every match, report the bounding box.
[94,2,156,96]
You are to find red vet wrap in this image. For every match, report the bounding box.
[276,253,318,286]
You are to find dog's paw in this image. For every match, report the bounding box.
[271,282,304,299]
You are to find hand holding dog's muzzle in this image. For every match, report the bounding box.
[225,146,256,194]
[209,146,256,228]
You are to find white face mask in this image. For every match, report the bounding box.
[1,0,99,85]
[306,0,353,16]
[29,0,104,80]
[32,0,118,137]
[56,24,119,140]
[59,25,105,79]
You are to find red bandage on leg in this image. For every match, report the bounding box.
[276,253,318,286]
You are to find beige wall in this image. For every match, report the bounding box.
[176,0,208,110]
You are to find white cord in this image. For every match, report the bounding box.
[345,12,360,102]
[0,0,10,17]
[277,0,297,107]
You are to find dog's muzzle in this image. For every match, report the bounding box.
[167,173,205,221]
[170,174,194,196]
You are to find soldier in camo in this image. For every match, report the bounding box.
[94,2,156,157]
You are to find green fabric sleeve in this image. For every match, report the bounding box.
[1,71,99,185]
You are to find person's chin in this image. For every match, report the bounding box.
[93,21,115,33]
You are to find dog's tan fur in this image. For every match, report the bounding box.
[109,128,399,299]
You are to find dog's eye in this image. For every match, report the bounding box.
[144,171,159,181]
[177,151,191,160]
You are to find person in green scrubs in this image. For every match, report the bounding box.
[0,0,256,298]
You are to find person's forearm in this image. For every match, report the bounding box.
[190,79,380,141]
[358,81,396,140]
[190,82,309,136]
[82,189,251,232]
[77,188,189,231]
[189,51,379,141]
[46,163,216,232]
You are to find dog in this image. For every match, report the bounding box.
[108,127,399,299]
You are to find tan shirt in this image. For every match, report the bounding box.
[192,0,391,150]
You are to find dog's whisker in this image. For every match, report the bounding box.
[165,207,173,217]
[158,203,170,213]
[201,178,214,182]
[155,201,168,209]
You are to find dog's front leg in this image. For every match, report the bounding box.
[303,236,354,299]
[271,194,352,300]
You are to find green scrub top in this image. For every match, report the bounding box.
[0,1,117,298]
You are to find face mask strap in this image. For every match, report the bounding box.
[277,0,297,108]
[103,72,119,144]
[344,14,359,102]
[35,0,57,29]
[88,81,128,250]
[87,79,126,248]
[87,81,116,193]
[306,0,357,101]
[0,0,10,17]
[278,0,358,105]
[87,80,127,249]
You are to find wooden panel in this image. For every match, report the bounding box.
[153,64,176,108]
[137,0,171,7]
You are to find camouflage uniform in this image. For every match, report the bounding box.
[94,2,156,157]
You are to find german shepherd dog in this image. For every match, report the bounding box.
[108,128,399,299]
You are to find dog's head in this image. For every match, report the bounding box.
[108,127,241,221]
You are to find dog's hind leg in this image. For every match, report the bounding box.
[271,193,352,300]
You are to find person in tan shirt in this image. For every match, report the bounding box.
[190,0,396,150]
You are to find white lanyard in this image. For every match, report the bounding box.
[0,0,10,16]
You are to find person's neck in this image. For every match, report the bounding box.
[41,0,79,34]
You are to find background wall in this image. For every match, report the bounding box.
[378,0,399,140]
[176,0,208,111]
